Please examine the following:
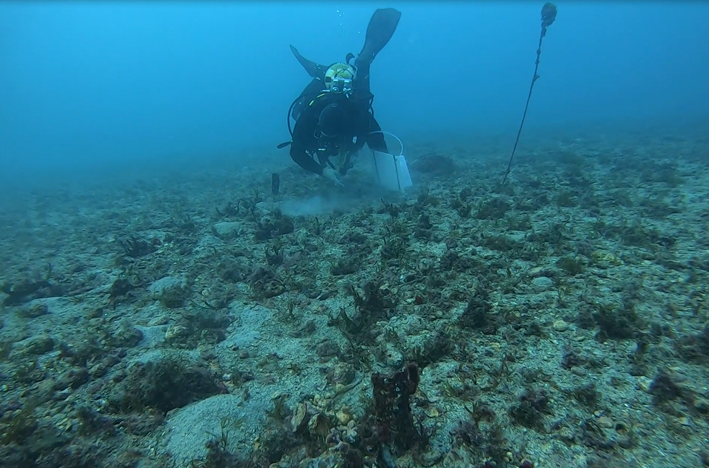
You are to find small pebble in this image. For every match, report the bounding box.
[148,316,169,326]
[693,397,709,414]
[164,324,188,341]
[678,416,692,427]
[23,302,49,318]
[336,409,351,425]
[571,367,588,377]
[22,334,55,355]
[637,376,653,392]
[552,319,569,332]
[532,276,554,291]
[529,267,554,278]
[597,416,614,428]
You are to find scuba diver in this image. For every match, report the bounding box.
[279,8,402,186]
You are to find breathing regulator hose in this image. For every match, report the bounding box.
[502,3,558,184]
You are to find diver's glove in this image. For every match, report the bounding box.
[322,167,344,186]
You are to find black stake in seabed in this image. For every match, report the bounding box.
[502,3,557,184]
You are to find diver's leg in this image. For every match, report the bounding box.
[354,8,402,92]
[290,45,328,79]
[358,9,401,64]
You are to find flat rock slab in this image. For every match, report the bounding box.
[163,394,263,466]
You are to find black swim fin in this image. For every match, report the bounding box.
[357,8,402,64]
[290,44,326,78]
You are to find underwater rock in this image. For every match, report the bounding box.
[411,153,456,176]
[556,255,587,276]
[54,367,90,391]
[248,266,285,298]
[528,266,555,278]
[255,211,294,240]
[459,287,498,334]
[509,388,552,431]
[316,340,341,359]
[331,364,356,387]
[335,408,353,426]
[108,350,224,414]
[135,324,167,348]
[20,302,49,318]
[475,197,511,220]
[213,221,242,239]
[290,402,311,433]
[590,250,623,269]
[165,324,189,343]
[149,276,189,308]
[19,334,55,356]
[164,394,257,466]
[216,256,249,283]
[307,412,331,440]
[531,276,554,291]
[121,235,158,258]
[552,319,570,332]
[1,277,65,306]
[114,321,144,347]
[380,342,405,368]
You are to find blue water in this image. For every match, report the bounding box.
[1,2,707,177]
[2,4,709,467]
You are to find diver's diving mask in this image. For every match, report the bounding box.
[330,77,352,95]
[324,63,355,97]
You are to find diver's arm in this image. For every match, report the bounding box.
[290,117,324,175]
[290,144,324,176]
[353,60,373,95]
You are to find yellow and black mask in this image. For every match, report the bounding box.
[323,63,355,96]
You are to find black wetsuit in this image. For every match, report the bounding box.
[287,8,401,176]
[290,91,387,176]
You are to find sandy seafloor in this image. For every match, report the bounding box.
[1,121,709,468]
